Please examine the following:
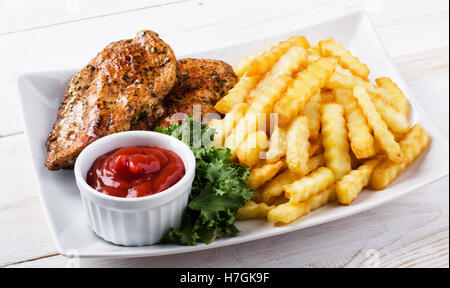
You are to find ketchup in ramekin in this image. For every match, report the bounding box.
[86,146,185,198]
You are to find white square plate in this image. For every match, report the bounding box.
[18,11,449,258]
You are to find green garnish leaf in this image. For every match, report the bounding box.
[157,116,253,245]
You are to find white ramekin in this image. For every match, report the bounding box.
[74,131,195,246]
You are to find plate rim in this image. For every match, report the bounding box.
[17,10,449,259]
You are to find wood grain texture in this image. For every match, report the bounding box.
[6,181,448,268]
[0,0,448,136]
[0,0,448,268]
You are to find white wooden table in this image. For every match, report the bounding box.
[0,0,448,268]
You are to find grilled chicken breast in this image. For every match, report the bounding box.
[158,58,237,127]
[45,30,177,170]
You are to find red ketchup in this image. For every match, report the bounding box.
[86,146,185,198]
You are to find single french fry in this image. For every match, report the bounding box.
[371,95,410,133]
[284,167,334,203]
[268,184,334,224]
[209,103,248,147]
[301,91,322,138]
[236,200,275,220]
[321,103,352,181]
[247,160,284,190]
[376,77,409,118]
[286,116,310,175]
[335,64,354,76]
[335,88,375,159]
[234,49,266,79]
[273,57,337,127]
[318,38,370,78]
[259,169,301,203]
[246,36,310,77]
[237,130,269,168]
[313,184,336,206]
[266,125,288,163]
[214,75,259,114]
[370,125,430,190]
[326,71,362,90]
[306,47,321,65]
[353,86,404,163]
[267,201,307,224]
[336,158,381,205]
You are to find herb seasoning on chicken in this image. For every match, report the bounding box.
[45,30,177,170]
[158,58,237,127]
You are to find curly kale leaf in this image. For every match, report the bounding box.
[157,117,253,245]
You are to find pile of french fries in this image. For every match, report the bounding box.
[209,36,431,224]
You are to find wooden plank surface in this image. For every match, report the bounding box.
[0,0,448,136]
[7,181,449,268]
[0,0,448,268]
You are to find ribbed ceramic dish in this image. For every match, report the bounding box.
[74,131,195,246]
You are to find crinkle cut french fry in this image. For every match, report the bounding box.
[209,103,248,147]
[236,130,269,168]
[321,103,352,181]
[286,116,310,176]
[274,57,337,127]
[306,48,321,65]
[376,77,409,118]
[335,65,354,76]
[217,44,307,114]
[259,169,300,203]
[326,72,362,90]
[225,77,291,157]
[247,160,284,190]
[318,38,370,79]
[225,112,258,158]
[246,46,306,104]
[266,125,288,163]
[267,201,307,224]
[370,125,430,190]
[326,72,397,108]
[247,36,309,77]
[225,47,307,156]
[336,158,381,205]
[214,75,259,114]
[371,94,410,133]
[284,167,334,203]
[268,184,334,224]
[335,88,375,159]
[353,86,404,163]
[237,201,275,220]
[234,49,266,79]
[301,91,322,138]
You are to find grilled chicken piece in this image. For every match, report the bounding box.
[45,30,177,170]
[158,58,237,127]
